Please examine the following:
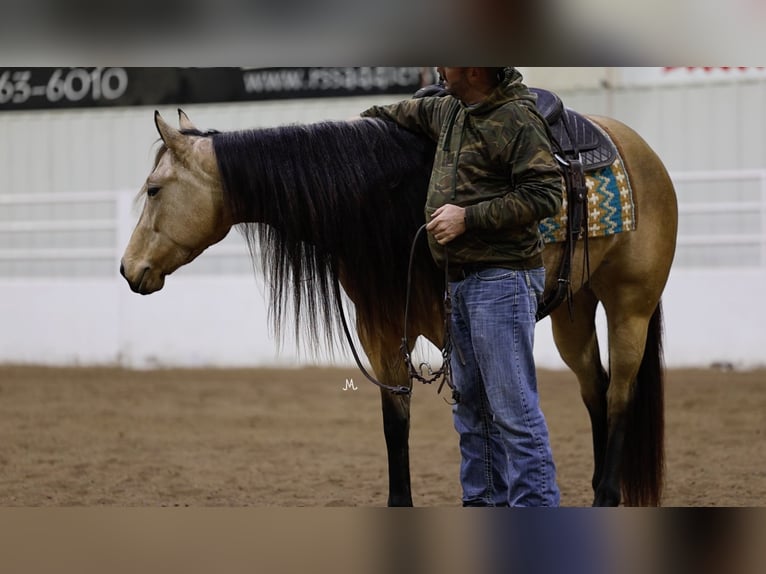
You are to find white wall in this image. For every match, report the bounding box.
[0,275,304,368]
[2,260,764,370]
[2,71,766,370]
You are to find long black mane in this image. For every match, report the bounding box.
[210,118,439,351]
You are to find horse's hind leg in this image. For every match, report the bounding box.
[549,287,610,500]
[597,296,664,507]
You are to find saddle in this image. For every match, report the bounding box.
[528,88,616,172]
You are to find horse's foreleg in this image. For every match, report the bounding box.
[356,316,415,507]
[355,291,443,506]
[380,388,413,506]
[549,289,610,499]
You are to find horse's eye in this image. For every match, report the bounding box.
[147,186,161,197]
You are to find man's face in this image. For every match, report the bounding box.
[437,67,469,99]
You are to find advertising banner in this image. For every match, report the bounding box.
[0,67,425,111]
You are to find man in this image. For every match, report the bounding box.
[361,67,563,506]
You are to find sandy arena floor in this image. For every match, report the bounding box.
[0,365,763,506]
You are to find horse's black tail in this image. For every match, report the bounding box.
[621,301,666,506]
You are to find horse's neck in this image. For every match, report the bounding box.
[222,124,351,243]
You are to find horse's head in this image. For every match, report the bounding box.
[120,110,233,294]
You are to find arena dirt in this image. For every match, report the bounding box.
[0,366,763,506]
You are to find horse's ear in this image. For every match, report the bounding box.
[177,109,197,131]
[154,110,187,152]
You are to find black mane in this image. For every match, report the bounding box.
[211,118,439,351]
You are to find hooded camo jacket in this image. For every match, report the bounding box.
[360,69,563,271]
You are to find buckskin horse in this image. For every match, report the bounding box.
[120,100,677,506]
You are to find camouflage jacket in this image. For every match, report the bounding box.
[360,68,563,271]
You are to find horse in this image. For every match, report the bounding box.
[120,107,677,506]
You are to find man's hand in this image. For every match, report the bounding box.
[427,204,466,245]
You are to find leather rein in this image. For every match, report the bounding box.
[335,223,459,401]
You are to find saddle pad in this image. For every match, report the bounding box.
[539,151,636,244]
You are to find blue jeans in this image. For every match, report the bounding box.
[450,267,560,506]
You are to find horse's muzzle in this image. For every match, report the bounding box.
[120,260,163,295]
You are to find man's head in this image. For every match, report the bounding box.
[437,67,506,104]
